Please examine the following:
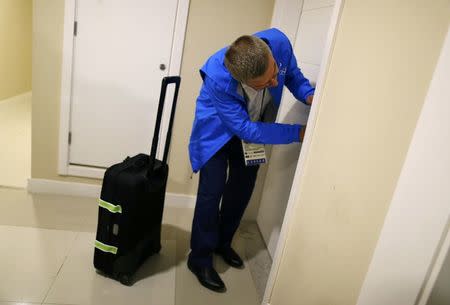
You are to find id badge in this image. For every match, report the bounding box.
[241,141,267,166]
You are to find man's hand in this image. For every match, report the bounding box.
[306,95,314,105]
[300,125,306,142]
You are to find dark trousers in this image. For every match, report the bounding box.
[189,136,259,267]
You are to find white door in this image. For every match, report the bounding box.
[69,0,178,168]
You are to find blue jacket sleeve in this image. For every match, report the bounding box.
[205,77,301,144]
[284,42,315,103]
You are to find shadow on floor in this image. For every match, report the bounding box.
[132,223,190,283]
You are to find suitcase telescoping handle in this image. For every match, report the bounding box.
[148,76,181,177]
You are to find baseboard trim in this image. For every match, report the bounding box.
[27,178,196,208]
[0,91,32,105]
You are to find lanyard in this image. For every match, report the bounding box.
[258,88,266,121]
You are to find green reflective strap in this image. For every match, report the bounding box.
[95,240,118,254]
[98,198,122,213]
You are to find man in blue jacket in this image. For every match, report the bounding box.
[188,28,314,292]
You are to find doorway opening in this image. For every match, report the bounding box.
[250,0,344,303]
[0,1,32,189]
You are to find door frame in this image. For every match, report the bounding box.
[262,0,344,303]
[57,0,190,178]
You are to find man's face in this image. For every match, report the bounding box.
[246,55,279,90]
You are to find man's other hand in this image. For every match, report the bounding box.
[306,95,314,105]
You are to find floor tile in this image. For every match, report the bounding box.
[175,233,260,305]
[0,226,77,303]
[0,188,96,232]
[0,188,267,305]
[240,222,273,303]
[45,233,176,305]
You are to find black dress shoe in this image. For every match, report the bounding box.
[215,247,244,269]
[187,260,226,292]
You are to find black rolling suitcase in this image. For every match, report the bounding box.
[93,76,181,286]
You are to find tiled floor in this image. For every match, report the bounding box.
[0,187,271,305]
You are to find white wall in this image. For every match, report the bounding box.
[270,0,303,42]
[356,27,450,305]
[258,0,335,257]
[0,0,31,101]
[0,92,31,188]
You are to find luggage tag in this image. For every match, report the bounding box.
[242,140,267,166]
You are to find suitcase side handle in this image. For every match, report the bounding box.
[148,76,181,175]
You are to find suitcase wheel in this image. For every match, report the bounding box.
[118,273,133,286]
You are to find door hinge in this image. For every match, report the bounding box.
[74,21,78,36]
[68,132,72,145]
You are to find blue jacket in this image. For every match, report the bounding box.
[189,28,315,172]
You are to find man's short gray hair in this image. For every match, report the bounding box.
[224,35,272,83]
